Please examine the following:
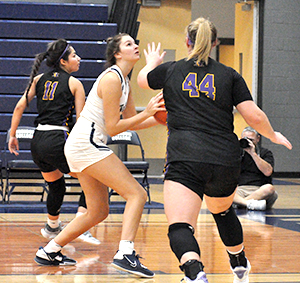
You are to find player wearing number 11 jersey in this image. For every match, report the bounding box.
[8,39,99,250]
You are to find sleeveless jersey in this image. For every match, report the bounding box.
[147,57,253,167]
[79,65,129,135]
[34,69,75,128]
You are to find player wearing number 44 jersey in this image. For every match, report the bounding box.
[138,17,292,283]
[144,54,251,165]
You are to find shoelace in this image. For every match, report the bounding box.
[134,254,148,269]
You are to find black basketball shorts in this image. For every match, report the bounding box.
[31,130,70,173]
[164,161,240,199]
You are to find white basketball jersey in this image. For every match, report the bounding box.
[79,65,129,133]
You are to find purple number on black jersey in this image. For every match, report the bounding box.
[42,81,59,101]
[182,73,216,100]
[182,73,199,97]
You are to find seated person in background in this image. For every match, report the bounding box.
[234,126,278,210]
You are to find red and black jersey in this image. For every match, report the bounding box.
[34,68,75,128]
[147,57,253,167]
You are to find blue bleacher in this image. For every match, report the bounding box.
[0,20,117,41]
[0,39,107,59]
[0,58,105,77]
[0,2,109,22]
[0,1,117,164]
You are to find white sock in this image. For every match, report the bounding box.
[44,239,62,253]
[114,240,134,259]
[227,246,244,255]
[47,218,60,229]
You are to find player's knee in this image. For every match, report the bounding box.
[122,184,147,203]
[93,212,108,225]
[212,206,243,247]
[133,185,147,203]
[89,205,109,225]
[46,176,66,216]
[139,186,147,203]
[168,223,200,261]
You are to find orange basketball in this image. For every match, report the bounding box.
[154,98,167,125]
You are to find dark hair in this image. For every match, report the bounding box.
[104,33,128,69]
[186,17,217,66]
[24,38,71,106]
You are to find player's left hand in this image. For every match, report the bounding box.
[143,42,166,66]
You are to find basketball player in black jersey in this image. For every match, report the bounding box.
[8,38,99,245]
[138,17,292,283]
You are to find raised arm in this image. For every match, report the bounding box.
[137,42,166,89]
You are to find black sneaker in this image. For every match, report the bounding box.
[112,250,154,278]
[34,247,77,266]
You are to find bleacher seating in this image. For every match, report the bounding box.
[0,1,117,165]
[110,0,141,38]
[0,0,142,202]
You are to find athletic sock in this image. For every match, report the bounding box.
[114,240,134,259]
[47,218,60,229]
[44,239,62,253]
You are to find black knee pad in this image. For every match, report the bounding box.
[46,176,66,216]
[212,206,243,247]
[78,191,87,208]
[168,223,200,261]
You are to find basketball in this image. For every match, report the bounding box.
[154,98,167,125]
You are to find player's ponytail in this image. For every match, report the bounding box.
[24,39,70,106]
[186,17,217,66]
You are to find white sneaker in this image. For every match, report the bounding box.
[246,199,266,211]
[41,223,63,239]
[181,271,209,283]
[231,259,251,283]
[77,231,100,245]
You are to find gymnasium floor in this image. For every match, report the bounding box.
[0,178,299,283]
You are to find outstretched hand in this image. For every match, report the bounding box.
[143,42,166,66]
[138,43,166,89]
[271,132,292,150]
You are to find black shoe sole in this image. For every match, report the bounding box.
[34,256,59,266]
[34,255,77,266]
[111,262,155,278]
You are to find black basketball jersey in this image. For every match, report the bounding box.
[34,69,75,128]
[147,57,253,167]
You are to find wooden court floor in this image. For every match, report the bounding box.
[0,179,300,283]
